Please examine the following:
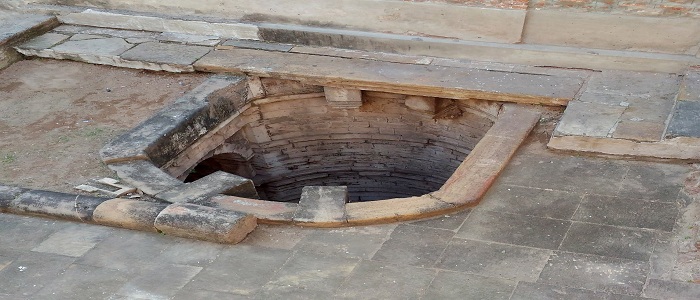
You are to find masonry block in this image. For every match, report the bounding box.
[324,87,363,109]
[294,186,348,226]
[154,203,257,244]
[155,171,259,203]
[5,190,108,222]
[404,95,436,113]
[92,198,169,232]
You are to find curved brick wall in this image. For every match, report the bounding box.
[179,81,498,202]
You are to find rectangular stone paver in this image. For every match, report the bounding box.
[425,271,515,300]
[456,210,570,250]
[642,279,700,299]
[121,42,211,65]
[559,222,656,261]
[194,48,584,106]
[260,251,358,295]
[31,224,112,257]
[0,252,75,296]
[335,260,435,300]
[32,264,130,300]
[511,282,611,300]
[0,12,56,46]
[572,195,678,232]
[478,184,582,220]
[554,101,626,137]
[51,37,133,56]
[371,224,453,268]
[18,32,68,50]
[116,264,202,299]
[538,251,648,296]
[666,100,700,138]
[294,186,347,225]
[679,71,700,101]
[293,224,395,259]
[435,238,551,282]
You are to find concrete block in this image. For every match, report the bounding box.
[294,186,348,226]
[107,160,183,195]
[154,203,257,244]
[5,190,108,222]
[120,42,211,66]
[92,198,169,232]
[404,96,436,113]
[156,171,258,203]
[324,87,363,109]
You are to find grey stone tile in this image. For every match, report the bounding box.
[501,154,628,196]
[116,264,202,300]
[0,215,70,252]
[19,33,69,50]
[666,101,700,138]
[70,33,106,41]
[261,251,358,295]
[52,37,134,56]
[679,71,700,102]
[120,42,211,65]
[619,162,687,202]
[585,71,681,97]
[294,224,395,259]
[76,230,176,273]
[478,184,582,220]
[174,288,252,300]
[371,224,453,268]
[511,282,609,300]
[572,195,678,232]
[559,222,657,261]
[186,245,292,296]
[409,208,471,231]
[642,279,700,300]
[554,101,626,137]
[222,39,293,52]
[647,232,675,281]
[0,252,75,297]
[424,270,515,300]
[538,251,648,295]
[31,224,113,257]
[157,32,220,46]
[241,224,310,250]
[155,238,224,267]
[33,263,130,300]
[456,210,570,250]
[335,260,435,300]
[435,238,551,282]
[256,289,333,300]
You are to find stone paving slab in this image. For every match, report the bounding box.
[550,69,700,161]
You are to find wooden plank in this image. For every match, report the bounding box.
[194,48,584,106]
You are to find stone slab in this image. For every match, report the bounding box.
[294,186,348,226]
[120,42,211,65]
[203,195,297,224]
[157,32,220,46]
[107,160,183,195]
[51,37,133,56]
[572,195,678,232]
[18,33,69,50]
[548,135,700,161]
[70,33,106,41]
[221,39,293,52]
[154,203,257,244]
[115,263,202,299]
[456,209,570,250]
[666,100,700,138]
[679,71,700,101]
[559,222,656,261]
[372,224,452,268]
[612,121,665,142]
[260,251,357,295]
[538,251,648,295]
[6,190,108,222]
[0,185,25,202]
[92,198,169,232]
[642,279,700,299]
[323,87,362,109]
[156,171,258,203]
[554,102,626,138]
[0,12,57,47]
[194,48,584,106]
[291,45,433,65]
[477,184,582,220]
[426,271,515,300]
[435,238,552,282]
[334,260,436,299]
[31,224,112,257]
[510,282,611,300]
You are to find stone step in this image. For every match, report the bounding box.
[0,11,57,69]
[14,25,585,106]
[548,70,700,161]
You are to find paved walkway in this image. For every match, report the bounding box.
[2,136,699,299]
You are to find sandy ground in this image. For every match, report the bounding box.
[0,59,207,193]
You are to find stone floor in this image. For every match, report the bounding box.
[1,135,699,299]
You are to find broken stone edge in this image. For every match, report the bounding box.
[0,185,257,244]
[0,14,59,70]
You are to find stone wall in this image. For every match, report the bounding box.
[182,79,497,203]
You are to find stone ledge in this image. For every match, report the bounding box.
[548,136,700,162]
[155,171,258,203]
[154,202,257,244]
[1,189,108,222]
[92,198,169,232]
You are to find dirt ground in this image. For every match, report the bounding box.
[0,59,207,193]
